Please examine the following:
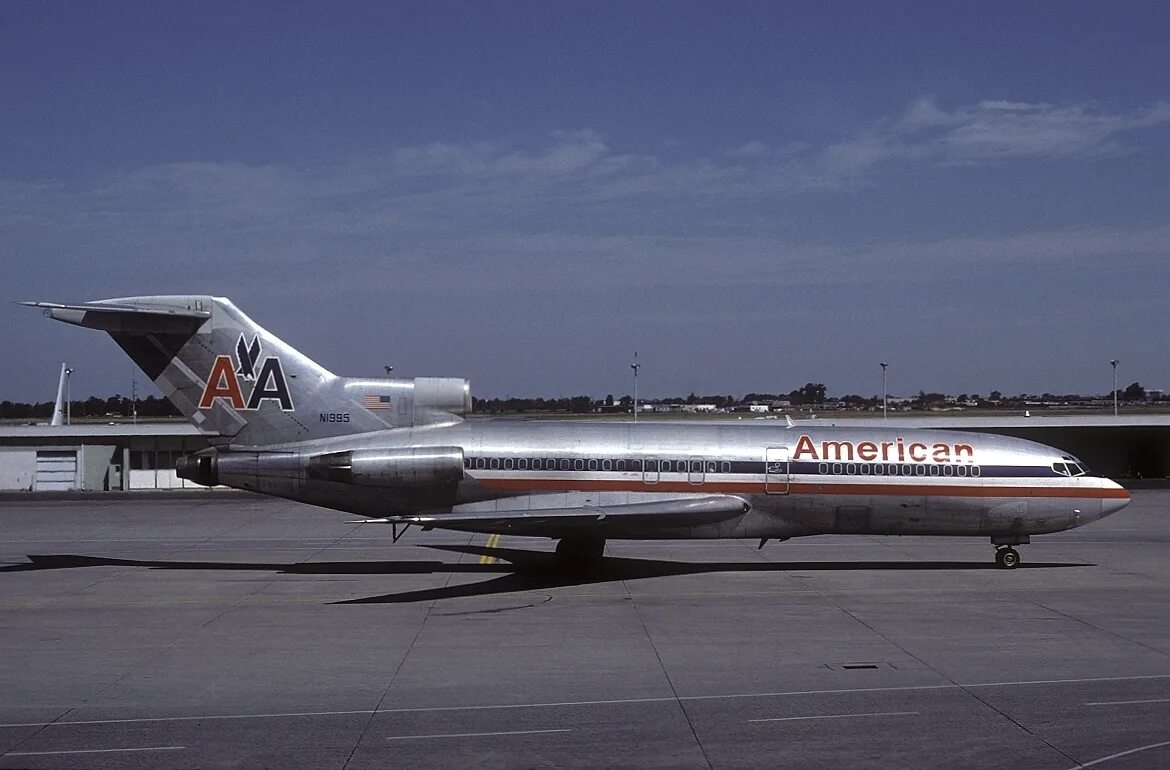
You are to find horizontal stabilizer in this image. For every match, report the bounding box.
[388,494,750,528]
[21,301,210,333]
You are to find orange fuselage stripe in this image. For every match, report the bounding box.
[474,477,1130,499]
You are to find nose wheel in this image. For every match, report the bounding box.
[995,547,1020,569]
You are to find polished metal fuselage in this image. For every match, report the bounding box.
[251,419,1131,540]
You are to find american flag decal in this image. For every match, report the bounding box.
[362,394,392,410]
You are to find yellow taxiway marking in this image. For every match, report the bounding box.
[480,533,501,563]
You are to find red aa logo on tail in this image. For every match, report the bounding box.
[198,334,294,411]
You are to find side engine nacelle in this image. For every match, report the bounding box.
[177,446,465,491]
[307,446,465,487]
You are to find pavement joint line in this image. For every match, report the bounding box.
[1066,739,1170,769]
[749,710,920,722]
[6,673,1169,729]
[1084,698,1170,706]
[385,728,571,740]
[4,746,186,756]
[621,561,714,769]
[339,532,474,770]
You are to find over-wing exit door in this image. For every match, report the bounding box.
[765,446,789,494]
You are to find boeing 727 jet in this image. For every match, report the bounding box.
[24,296,1131,569]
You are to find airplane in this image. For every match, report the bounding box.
[23,295,1131,570]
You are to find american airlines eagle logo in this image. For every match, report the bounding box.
[198,334,294,411]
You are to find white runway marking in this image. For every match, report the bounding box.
[0,673,1166,729]
[1068,739,1170,769]
[4,745,185,756]
[0,709,374,728]
[750,710,919,723]
[386,728,570,740]
[1084,698,1170,707]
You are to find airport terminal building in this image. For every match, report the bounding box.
[0,422,208,491]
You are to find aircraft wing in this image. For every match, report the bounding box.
[380,494,750,530]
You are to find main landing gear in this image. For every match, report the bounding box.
[554,536,606,571]
[992,535,1029,570]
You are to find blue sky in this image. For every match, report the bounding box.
[3,2,1168,402]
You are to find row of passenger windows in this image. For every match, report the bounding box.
[462,456,985,478]
[817,462,981,477]
[464,457,733,473]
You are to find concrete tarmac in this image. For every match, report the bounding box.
[1,492,1168,769]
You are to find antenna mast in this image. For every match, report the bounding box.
[630,352,640,423]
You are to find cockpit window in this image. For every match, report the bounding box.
[1057,456,1091,476]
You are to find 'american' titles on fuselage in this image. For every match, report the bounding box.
[792,434,973,464]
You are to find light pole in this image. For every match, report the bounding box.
[1110,359,1119,417]
[64,367,73,425]
[880,362,888,420]
[631,352,640,423]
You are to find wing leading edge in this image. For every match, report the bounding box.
[377,495,750,533]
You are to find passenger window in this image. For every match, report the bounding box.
[587,459,597,471]
[831,463,842,475]
[518,458,528,470]
[504,458,514,470]
[574,459,584,471]
[818,463,828,474]
[860,464,870,475]
[616,459,626,471]
[560,459,571,471]
[846,463,856,475]
[602,459,612,471]
[972,465,981,477]
[902,465,913,476]
[475,458,485,470]
[915,465,926,476]
[707,461,717,474]
[489,458,499,470]
[942,465,953,476]
[929,465,939,476]
[721,461,730,473]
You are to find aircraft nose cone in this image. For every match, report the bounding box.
[1100,480,1132,518]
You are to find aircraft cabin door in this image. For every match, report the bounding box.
[765,446,790,495]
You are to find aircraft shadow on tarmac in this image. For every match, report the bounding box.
[0,547,1088,604]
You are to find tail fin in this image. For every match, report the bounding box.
[23,296,400,446]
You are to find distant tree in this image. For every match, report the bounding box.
[1122,382,1146,401]
[569,395,593,413]
[605,394,614,407]
[989,390,1002,401]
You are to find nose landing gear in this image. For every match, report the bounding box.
[992,535,1029,569]
[995,547,1020,569]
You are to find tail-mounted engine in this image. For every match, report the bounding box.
[177,445,465,491]
[308,446,464,487]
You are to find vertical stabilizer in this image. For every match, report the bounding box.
[25,296,469,446]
